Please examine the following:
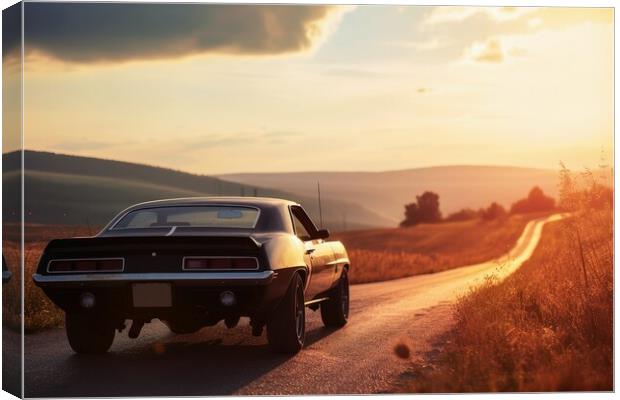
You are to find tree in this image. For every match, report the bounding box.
[510,186,556,214]
[400,191,442,227]
[481,202,506,220]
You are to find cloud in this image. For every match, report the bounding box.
[382,38,449,51]
[19,3,345,64]
[423,7,481,25]
[467,39,504,63]
[424,6,536,26]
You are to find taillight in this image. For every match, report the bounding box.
[183,257,258,271]
[47,258,124,273]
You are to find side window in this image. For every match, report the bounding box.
[291,206,316,241]
[292,213,311,241]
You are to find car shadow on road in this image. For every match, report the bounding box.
[28,324,340,397]
[305,324,339,347]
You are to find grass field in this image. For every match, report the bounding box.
[398,208,613,392]
[334,213,546,284]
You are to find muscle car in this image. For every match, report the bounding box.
[33,197,350,354]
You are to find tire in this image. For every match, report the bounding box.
[321,268,349,328]
[267,273,305,354]
[65,312,115,354]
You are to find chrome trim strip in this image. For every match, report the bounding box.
[33,270,274,284]
[182,256,260,271]
[304,297,330,306]
[326,258,349,266]
[46,257,125,274]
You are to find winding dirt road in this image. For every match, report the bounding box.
[23,214,562,397]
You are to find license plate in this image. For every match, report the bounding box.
[132,283,172,307]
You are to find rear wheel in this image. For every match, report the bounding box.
[321,268,349,327]
[267,274,305,354]
[65,312,115,354]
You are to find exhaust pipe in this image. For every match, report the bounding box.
[79,292,96,309]
[219,290,236,306]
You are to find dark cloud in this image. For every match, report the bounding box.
[20,3,338,63]
[3,3,22,62]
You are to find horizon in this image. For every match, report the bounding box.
[2,5,613,174]
[7,148,585,176]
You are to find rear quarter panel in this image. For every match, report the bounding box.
[260,233,307,272]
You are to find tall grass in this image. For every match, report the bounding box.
[401,168,613,392]
[3,225,93,332]
[2,240,22,330]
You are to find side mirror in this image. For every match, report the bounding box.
[315,228,330,240]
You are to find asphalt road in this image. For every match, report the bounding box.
[23,214,563,397]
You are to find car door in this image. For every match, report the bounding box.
[290,206,335,300]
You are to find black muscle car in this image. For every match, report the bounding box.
[33,197,350,354]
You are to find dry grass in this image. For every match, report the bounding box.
[2,240,22,331]
[401,207,612,392]
[334,214,546,284]
[3,225,94,332]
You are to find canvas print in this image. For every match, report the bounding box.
[1,2,614,397]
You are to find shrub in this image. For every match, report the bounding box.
[480,202,507,221]
[510,186,555,214]
[400,191,442,227]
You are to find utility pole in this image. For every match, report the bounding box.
[317,181,323,228]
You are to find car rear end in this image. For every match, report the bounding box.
[33,234,289,326]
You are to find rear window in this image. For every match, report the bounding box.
[112,206,260,230]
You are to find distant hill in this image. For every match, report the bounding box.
[2,151,392,230]
[220,166,565,223]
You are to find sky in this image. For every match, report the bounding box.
[4,4,614,174]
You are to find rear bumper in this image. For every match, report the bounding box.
[33,271,275,288]
[32,269,293,321]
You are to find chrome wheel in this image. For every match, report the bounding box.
[341,271,350,319]
[320,268,350,328]
[267,273,305,353]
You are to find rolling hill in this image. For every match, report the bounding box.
[2,151,392,230]
[220,166,563,223]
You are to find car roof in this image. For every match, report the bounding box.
[125,196,300,210]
